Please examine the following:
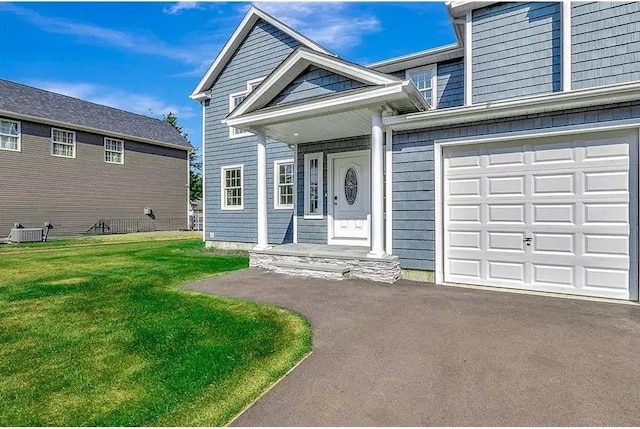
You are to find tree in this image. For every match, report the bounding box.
[164,112,202,202]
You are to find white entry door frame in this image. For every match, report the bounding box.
[327,149,371,246]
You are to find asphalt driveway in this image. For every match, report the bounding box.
[185,268,640,426]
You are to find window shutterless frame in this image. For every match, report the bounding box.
[0,118,21,152]
[104,137,125,164]
[273,158,294,210]
[228,77,265,139]
[304,152,323,219]
[406,64,437,109]
[220,164,244,210]
[51,127,76,158]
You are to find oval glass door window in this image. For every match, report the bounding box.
[344,167,358,205]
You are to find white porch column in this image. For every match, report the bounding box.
[369,109,385,258]
[255,131,271,250]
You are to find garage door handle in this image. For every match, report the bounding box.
[524,237,532,246]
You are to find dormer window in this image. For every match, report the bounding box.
[406,65,437,109]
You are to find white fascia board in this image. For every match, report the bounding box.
[384,81,640,131]
[367,44,463,73]
[446,1,497,18]
[0,110,192,152]
[190,6,333,100]
[228,48,402,119]
[225,82,416,129]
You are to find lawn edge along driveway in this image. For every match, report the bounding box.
[0,239,312,427]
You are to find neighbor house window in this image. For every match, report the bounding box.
[406,64,437,108]
[228,77,264,138]
[0,119,20,151]
[221,165,243,210]
[104,138,124,164]
[274,159,294,210]
[304,152,323,218]
[51,128,76,158]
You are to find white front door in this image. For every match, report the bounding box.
[443,129,637,300]
[329,150,371,246]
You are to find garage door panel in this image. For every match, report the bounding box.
[584,171,629,193]
[531,233,574,254]
[487,261,525,282]
[583,203,628,224]
[488,176,525,196]
[533,173,575,195]
[532,204,576,224]
[443,129,636,300]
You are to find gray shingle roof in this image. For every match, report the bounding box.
[0,79,192,150]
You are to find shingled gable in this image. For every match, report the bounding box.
[0,79,191,150]
[190,6,334,101]
[226,47,404,119]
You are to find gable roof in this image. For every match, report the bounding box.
[0,79,192,150]
[190,6,334,101]
[227,47,403,119]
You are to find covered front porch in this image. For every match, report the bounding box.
[223,47,428,282]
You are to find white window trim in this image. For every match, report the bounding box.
[51,127,76,159]
[273,158,294,210]
[303,152,323,219]
[104,137,125,164]
[229,77,265,139]
[220,164,244,210]
[406,64,438,109]
[0,118,21,152]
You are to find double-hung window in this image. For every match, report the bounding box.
[221,165,243,210]
[406,64,437,108]
[274,159,294,210]
[0,119,20,151]
[104,138,124,164]
[304,153,323,218]
[228,77,264,138]
[51,128,76,158]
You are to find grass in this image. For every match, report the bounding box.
[0,237,312,426]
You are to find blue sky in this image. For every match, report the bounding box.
[0,1,456,151]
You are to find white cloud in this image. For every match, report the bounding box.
[164,2,201,15]
[0,3,210,67]
[248,2,380,51]
[30,80,195,119]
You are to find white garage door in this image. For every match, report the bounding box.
[443,129,637,300]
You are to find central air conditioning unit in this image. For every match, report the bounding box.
[9,228,44,243]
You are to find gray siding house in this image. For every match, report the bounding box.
[193,2,640,301]
[0,79,192,237]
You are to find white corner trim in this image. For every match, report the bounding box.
[0,118,21,152]
[464,10,472,106]
[293,144,298,243]
[385,128,393,255]
[190,6,332,99]
[273,158,294,210]
[220,164,244,211]
[434,140,443,285]
[201,102,206,242]
[303,152,324,219]
[562,0,572,92]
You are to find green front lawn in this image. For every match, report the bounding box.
[0,237,311,426]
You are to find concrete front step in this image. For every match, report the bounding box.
[270,261,351,281]
[250,247,401,283]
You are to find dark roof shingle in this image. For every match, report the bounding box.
[0,79,192,150]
